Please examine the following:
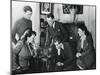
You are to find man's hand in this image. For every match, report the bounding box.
[56,62,64,66]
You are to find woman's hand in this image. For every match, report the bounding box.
[76,52,82,58]
[56,62,64,66]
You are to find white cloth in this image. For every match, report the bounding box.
[58,49,60,55]
[80,35,86,48]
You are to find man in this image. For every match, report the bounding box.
[45,13,68,47]
[12,6,33,47]
[52,37,74,71]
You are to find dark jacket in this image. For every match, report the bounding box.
[51,42,74,69]
[12,17,32,44]
[45,21,68,47]
[77,34,96,69]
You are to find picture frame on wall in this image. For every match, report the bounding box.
[63,4,71,14]
[40,2,52,14]
[63,4,83,14]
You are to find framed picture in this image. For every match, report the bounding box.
[40,2,52,14]
[63,4,71,14]
[63,4,83,14]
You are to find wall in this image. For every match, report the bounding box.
[81,6,96,48]
[54,4,75,23]
[53,4,96,48]
[12,1,40,46]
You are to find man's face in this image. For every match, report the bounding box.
[24,10,32,20]
[47,17,54,27]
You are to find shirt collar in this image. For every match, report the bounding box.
[80,35,86,41]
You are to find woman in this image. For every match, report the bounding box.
[12,29,37,73]
[76,24,96,70]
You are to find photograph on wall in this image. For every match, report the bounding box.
[63,4,71,14]
[11,0,96,75]
[40,2,52,14]
[63,4,83,14]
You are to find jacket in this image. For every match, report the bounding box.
[77,34,96,69]
[45,21,68,47]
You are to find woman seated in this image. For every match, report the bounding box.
[76,24,96,70]
[12,29,37,74]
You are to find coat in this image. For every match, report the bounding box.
[77,34,96,69]
[45,21,68,47]
[12,17,32,44]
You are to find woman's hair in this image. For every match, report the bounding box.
[77,22,90,35]
[21,29,36,42]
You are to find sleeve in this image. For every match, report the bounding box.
[12,21,18,44]
[45,27,50,46]
[77,40,81,52]
[81,35,94,56]
[14,41,23,55]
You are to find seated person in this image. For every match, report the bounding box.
[12,29,37,74]
[51,37,74,71]
[76,24,96,70]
